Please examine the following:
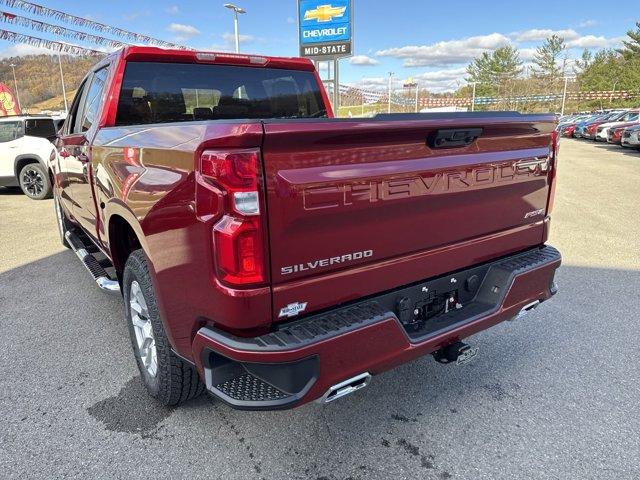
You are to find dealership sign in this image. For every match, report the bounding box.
[298,0,353,59]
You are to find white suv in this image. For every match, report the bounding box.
[0,115,58,200]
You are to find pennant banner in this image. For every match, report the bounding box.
[0,0,185,48]
[338,84,640,109]
[0,28,104,55]
[0,11,127,49]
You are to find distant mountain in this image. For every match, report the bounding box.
[0,54,101,112]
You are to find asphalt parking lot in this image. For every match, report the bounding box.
[1,139,639,480]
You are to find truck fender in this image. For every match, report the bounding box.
[103,198,150,263]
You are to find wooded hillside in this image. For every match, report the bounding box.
[0,54,100,111]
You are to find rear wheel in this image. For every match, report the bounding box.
[19,163,52,200]
[123,249,205,405]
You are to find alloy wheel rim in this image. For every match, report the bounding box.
[21,168,44,197]
[129,280,158,377]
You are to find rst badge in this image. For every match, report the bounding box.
[279,302,308,318]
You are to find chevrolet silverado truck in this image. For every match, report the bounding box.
[52,46,561,410]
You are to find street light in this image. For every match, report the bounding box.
[471,82,477,112]
[561,76,575,116]
[9,63,21,112]
[387,72,394,114]
[57,52,68,113]
[224,3,246,53]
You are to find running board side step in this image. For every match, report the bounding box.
[64,230,120,294]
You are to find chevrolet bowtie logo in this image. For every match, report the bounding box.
[304,4,346,22]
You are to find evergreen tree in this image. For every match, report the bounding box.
[573,49,592,75]
[619,21,640,59]
[466,45,522,93]
[532,35,566,82]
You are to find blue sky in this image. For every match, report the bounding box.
[0,0,634,91]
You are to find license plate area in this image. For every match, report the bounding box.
[390,263,493,340]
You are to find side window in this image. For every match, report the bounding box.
[65,78,89,135]
[77,67,109,133]
[0,121,24,142]
[25,119,56,140]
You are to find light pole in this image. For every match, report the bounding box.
[387,72,394,114]
[471,82,477,112]
[224,3,246,53]
[560,76,570,116]
[9,63,21,111]
[57,52,68,113]
[610,80,618,105]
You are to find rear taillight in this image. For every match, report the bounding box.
[198,148,266,286]
[547,130,559,214]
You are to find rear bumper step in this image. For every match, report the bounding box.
[193,245,561,410]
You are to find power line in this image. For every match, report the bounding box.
[0,11,128,49]
[0,0,184,48]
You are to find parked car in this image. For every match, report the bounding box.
[596,110,639,142]
[573,113,611,138]
[557,114,590,137]
[561,123,577,137]
[607,120,640,144]
[621,124,640,149]
[582,111,627,140]
[51,46,561,409]
[0,115,57,199]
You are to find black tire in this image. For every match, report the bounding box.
[18,162,52,200]
[123,249,205,406]
[53,192,71,249]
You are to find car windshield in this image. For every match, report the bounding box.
[115,62,327,126]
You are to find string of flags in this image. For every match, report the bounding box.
[0,28,104,55]
[0,0,184,48]
[338,84,640,108]
[0,10,128,49]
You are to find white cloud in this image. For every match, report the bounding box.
[413,67,468,92]
[286,16,296,24]
[221,32,255,44]
[565,35,624,49]
[211,33,256,52]
[352,76,398,91]
[165,5,179,15]
[0,43,56,58]
[166,23,201,38]
[519,48,537,60]
[376,33,511,67]
[349,55,379,66]
[578,19,597,28]
[351,67,469,92]
[514,29,580,42]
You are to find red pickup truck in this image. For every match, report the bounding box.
[52,46,561,410]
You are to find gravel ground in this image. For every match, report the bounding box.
[1,139,639,480]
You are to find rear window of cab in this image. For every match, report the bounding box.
[115,61,327,126]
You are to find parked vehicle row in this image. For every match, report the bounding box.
[557,109,640,150]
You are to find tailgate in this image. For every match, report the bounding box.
[261,114,556,319]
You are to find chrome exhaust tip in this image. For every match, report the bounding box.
[318,372,371,404]
[512,300,540,320]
